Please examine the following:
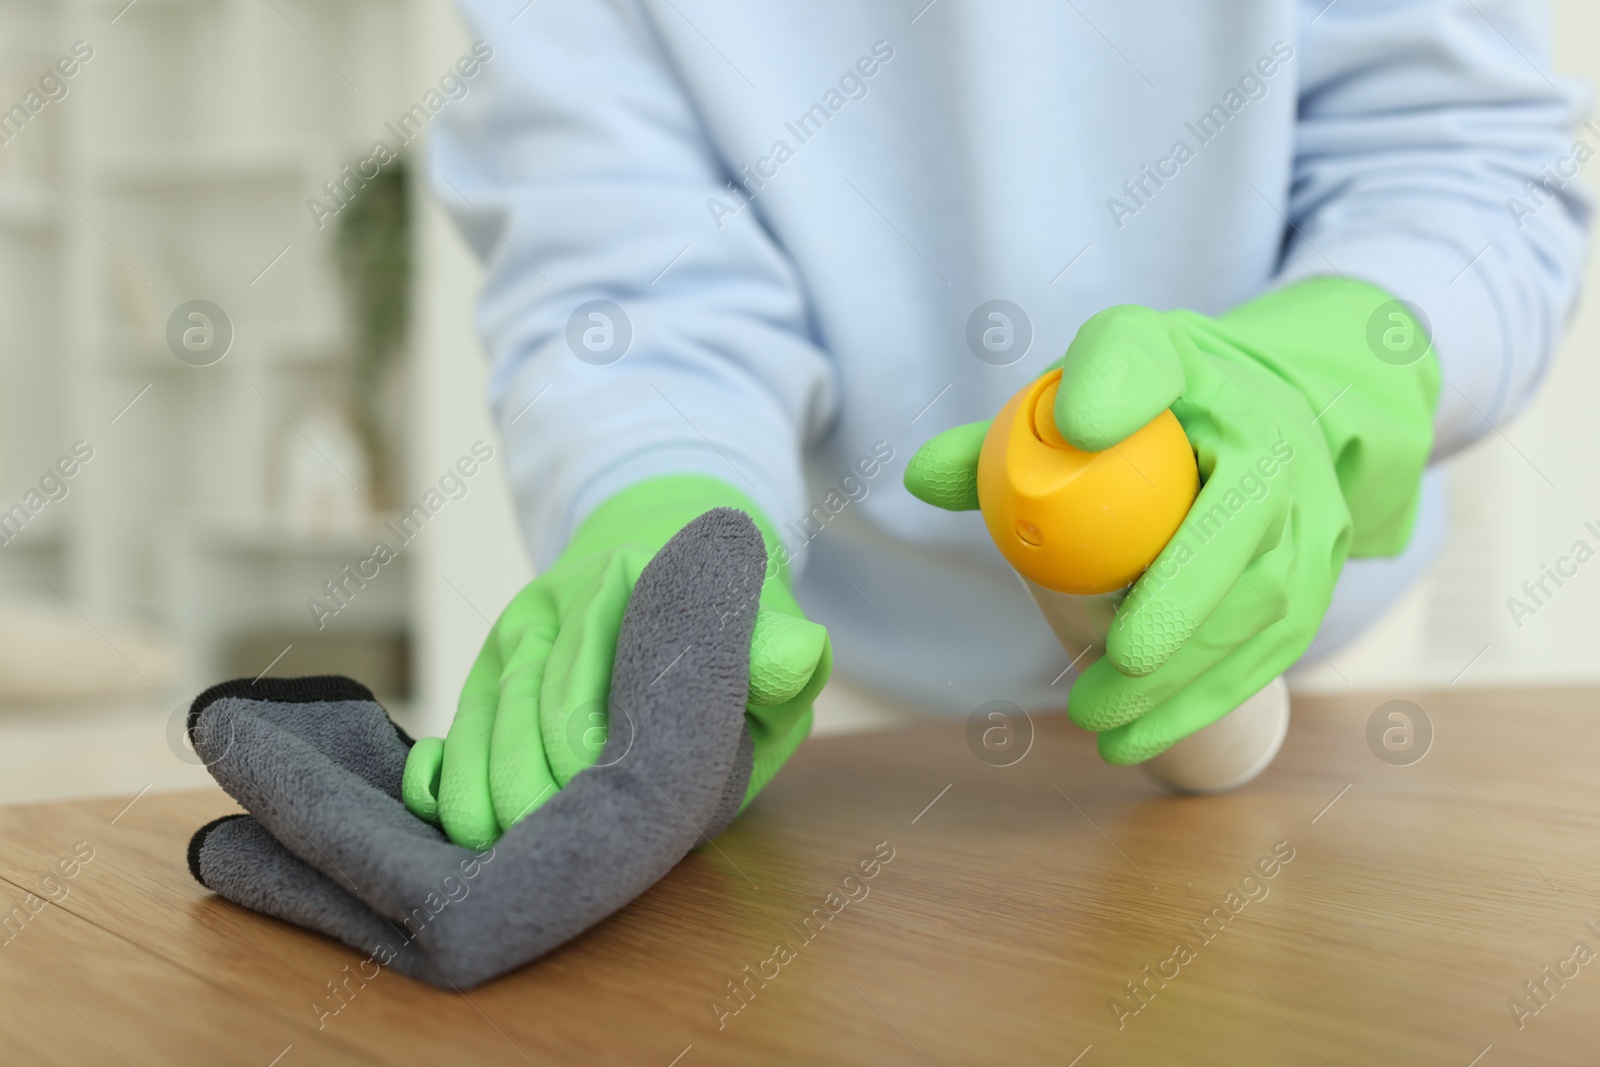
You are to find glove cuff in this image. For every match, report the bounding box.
[1213,277,1442,556]
[565,473,803,614]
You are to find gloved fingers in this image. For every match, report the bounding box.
[902,420,990,511]
[399,507,761,986]
[435,651,504,850]
[539,550,646,787]
[1068,548,1290,732]
[747,610,830,706]
[433,580,561,846]
[771,628,832,712]
[486,624,560,834]
[406,591,551,831]
[190,509,768,990]
[407,620,507,828]
[743,634,830,766]
[401,737,444,825]
[1053,306,1188,452]
[739,636,829,807]
[1104,447,1278,679]
[1095,609,1314,766]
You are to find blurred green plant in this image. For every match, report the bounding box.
[334,157,410,510]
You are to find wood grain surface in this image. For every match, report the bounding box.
[1,685,1597,1066]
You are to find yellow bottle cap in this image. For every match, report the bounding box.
[977,370,1198,595]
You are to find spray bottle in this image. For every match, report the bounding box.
[978,369,1289,793]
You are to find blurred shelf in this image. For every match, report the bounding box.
[94,322,348,369]
[183,515,417,556]
[4,0,420,707]
[82,0,374,9]
[0,179,55,230]
[0,510,66,596]
[95,142,321,189]
[80,0,237,12]
[0,506,64,548]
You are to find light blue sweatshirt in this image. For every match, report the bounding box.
[433,0,1590,713]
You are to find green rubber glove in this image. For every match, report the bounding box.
[905,278,1440,764]
[402,475,830,848]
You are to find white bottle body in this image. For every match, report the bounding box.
[1022,578,1289,793]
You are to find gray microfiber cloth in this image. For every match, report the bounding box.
[185,508,764,988]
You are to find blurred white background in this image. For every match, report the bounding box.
[0,0,1594,804]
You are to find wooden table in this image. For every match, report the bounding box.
[2,686,1598,1066]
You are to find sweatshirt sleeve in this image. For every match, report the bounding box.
[430,0,837,569]
[1274,0,1591,459]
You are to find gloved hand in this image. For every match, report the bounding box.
[187,510,769,988]
[905,278,1440,764]
[402,475,830,848]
